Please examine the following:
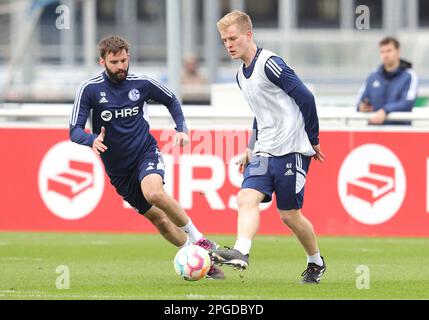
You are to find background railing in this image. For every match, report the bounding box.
[2,103,429,130]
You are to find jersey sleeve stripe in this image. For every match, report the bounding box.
[266,63,280,78]
[70,82,88,125]
[88,74,104,82]
[72,78,104,125]
[146,78,173,97]
[153,79,174,96]
[126,74,176,98]
[138,75,174,97]
[70,74,104,125]
[70,77,103,125]
[267,58,282,73]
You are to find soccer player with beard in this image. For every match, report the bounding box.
[69,35,224,279]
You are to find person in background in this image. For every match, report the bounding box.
[181,55,207,85]
[357,37,418,125]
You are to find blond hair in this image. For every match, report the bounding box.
[216,10,253,33]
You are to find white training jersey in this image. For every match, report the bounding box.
[236,49,316,157]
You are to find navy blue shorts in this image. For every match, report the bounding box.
[109,147,166,215]
[242,153,311,210]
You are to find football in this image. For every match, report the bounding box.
[173,245,212,281]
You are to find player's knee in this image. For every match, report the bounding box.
[237,190,259,209]
[145,190,167,206]
[152,215,172,232]
[281,214,292,225]
[280,209,301,225]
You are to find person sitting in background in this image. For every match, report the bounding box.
[181,55,207,85]
[357,37,418,125]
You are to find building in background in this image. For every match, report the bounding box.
[0,0,428,104]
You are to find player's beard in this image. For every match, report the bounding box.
[105,64,129,83]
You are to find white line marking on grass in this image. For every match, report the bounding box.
[359,248,383,252]
[0,290,258,300]
[0,257,43,261]
[343,248,383,253]
[90,241,112,245]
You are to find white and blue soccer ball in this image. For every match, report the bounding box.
[174,245,211,281]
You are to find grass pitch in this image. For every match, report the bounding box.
[0,232,428,300]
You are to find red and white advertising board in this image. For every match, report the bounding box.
[1,128,428,236]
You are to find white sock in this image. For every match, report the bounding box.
[307,252,323,267]
[179,236,191,248]
[233,238,252,256]
[180,219,203,244]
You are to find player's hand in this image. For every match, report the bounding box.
[369,108,387,125]
[312,144,326,163]
[173,132,189,147]
[236,148,252,174]
[92,126,108,155]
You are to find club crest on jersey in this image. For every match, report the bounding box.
[128,89,140,102]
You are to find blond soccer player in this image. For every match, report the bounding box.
[211,11,327,284]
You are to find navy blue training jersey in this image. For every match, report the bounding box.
[69,71,187,176]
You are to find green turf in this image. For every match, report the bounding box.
[0,232,428,300]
